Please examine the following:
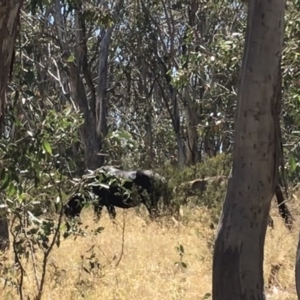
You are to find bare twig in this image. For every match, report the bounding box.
[25,234,40,292]
[35,170,65,300]
[10,215,25,300]
[115,210,126,268]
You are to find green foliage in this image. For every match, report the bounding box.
[0,93,86,298]
[165,153,231,186]
[160,154,230,224]
[104,130,137,167]
[2,0,300,296]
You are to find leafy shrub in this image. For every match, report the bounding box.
[158,154,231,223]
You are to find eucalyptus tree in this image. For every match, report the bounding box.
[212,0,286,298]
[0,0,24,250]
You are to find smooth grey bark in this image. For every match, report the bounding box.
[96,0,123,155]
[137,60,157,168]
[183,88,200,165]
[296,233,300,297]
[96,27,111,139]
[155,62,185,169]
[54,0,102,169]
[168,76,186,169]
[141,1,185,169]
[66,64,102,169]
[159,80,185,169]
[182,1,202,166]
[0,0,24,251]
[0,0,23,123]
[212,0,285,299]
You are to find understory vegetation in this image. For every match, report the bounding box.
[0,205,299,300]
[1,0,300,299]
[0,150,299,299]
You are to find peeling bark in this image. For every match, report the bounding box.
[212,0,285,299]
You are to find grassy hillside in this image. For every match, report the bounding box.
[0,200,298,300]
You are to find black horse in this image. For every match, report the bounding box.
[64,166,169,221]
[64,193,89,219]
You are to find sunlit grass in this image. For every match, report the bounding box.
[0,199,299,300]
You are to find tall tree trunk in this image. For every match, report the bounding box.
[184,91,200,166]
[296,232,300,297]
[96,0,123,164]
[0,0,23,125]
[96,28,111,140]
[176,133,185,169]
[183,0,201,166]
[212,0,285,299]
[156,63,185,169]
[161,83,185,169]
[166,81,185,169]
[0,0,24,251]
[145,107,154,168]
[54,0,101,170]
[66,65,102,169]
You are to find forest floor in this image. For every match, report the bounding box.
[0,200,299,300]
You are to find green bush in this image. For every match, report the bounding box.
[157,154,231,223]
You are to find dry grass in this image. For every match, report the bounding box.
[0,202,299,300]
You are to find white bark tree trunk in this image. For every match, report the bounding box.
[212,0,285,299]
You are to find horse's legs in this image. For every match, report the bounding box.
[107,205,117,220]
[93,202,103,222]
[144,195,158,220]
